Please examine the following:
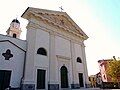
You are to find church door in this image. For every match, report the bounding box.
[37,69,46,89]
[78,73,84,87]
[0,70,11,90]
[60,66,68,88]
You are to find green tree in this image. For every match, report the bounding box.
[106,58,120,87]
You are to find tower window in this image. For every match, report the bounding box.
[13,33,16,38]
[37,48,47,56]
[77,57,82,63]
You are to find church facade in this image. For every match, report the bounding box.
[0,7,89,90]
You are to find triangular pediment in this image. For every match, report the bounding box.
[22,7,88,40]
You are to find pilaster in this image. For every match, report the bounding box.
[70,40,79,89]
[21,22,36,90]
[81,44,90,87]
[49,32,59,90]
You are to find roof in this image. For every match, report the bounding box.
[12,19,20,24]
[98,59,113,63]
[21,7,88,40]
[0,40,25,52]
[0,34,26,52]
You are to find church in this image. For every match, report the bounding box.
[0,7,90,90]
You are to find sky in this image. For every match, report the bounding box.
[0,0,120,75]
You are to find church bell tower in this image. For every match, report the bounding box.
[6,19,22,38]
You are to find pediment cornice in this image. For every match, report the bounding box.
[22,7,88,40]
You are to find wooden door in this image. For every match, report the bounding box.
[37,69,46,89]
[61,66,68,88]
[0,70,11,90]
[78,73,84,87]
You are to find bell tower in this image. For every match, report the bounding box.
[6,19,22,38]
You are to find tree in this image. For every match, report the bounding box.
[106,58,120,87]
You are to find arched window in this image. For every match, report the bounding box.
[37,48,47,56]
[77,57,82,63]
[13,33,16,38]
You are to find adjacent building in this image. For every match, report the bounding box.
[95,72,102,87]
[98,59,120,88]
[89,72,102,88]
[98,59,110,82]
[89,75,96,88]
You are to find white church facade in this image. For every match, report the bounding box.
[0,7,90,90]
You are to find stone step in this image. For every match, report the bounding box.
[60,88,72,90]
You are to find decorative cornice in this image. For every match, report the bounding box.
[36,12,80,33]
[22,7,88,40]
[27,21,84,46]
[33,12,84,36]
[27,14,85,40]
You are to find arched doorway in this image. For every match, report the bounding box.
[60,66,68,88]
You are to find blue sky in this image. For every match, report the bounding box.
[87,0,120,38]
[83,0,120,75]
[0,0,120,75]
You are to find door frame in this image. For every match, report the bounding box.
[0,70,12,90]
[60,66,68,88]
[78,73,84,87]
[35,67,48,90]
[59,65,70,89]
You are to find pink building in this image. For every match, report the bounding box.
[98,59,120,82]
[98,59,111,82]
[98,59,120,88]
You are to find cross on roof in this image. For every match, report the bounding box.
[59,6,64,12]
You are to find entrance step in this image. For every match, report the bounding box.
[61,88,71,90]
[61,89,71,90]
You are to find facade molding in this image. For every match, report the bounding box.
[22,8,88,40]
[27,20,84,46]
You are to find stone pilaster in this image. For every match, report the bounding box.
[49,32,59,90]
[81,44,90,87]
[70,40,77,86]
[21,22,36,90]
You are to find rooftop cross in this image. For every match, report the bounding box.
[59,6,64,12]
